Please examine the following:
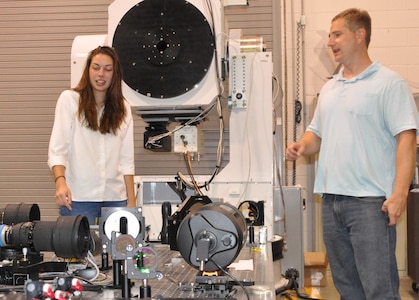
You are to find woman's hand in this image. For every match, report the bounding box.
[55,178,72,210]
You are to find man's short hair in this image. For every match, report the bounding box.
[333,8,372,47]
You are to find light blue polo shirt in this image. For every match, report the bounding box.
[308,61,419,198]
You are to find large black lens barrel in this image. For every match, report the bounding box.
[0,203,40,225]
[32,215,90,259]
[7,215,91,259]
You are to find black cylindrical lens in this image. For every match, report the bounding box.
[3,215,90,259]
[0,203,40,225]
[52,215,90,259]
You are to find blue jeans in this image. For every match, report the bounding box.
[59,200,127,225]
[322,194,400,300]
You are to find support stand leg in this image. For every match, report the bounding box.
[139,279,151,298]
[113,259,122,288]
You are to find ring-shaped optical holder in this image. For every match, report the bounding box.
[126,245,163,281]
[99,207,145,256]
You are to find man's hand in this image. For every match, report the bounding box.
[381,193,407,226]
[286,142,306,160]
[285,131,321,160]
[383,129,417,226]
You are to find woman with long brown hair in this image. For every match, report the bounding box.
[48,46,135,225]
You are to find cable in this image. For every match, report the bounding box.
[147,0,226,191]
[292,13,304,186]
[145,0,223,148]
[183,152,204,196]
[276,268,322,300]
[209,258,250,300]
[86,251,100,282]
[276,278,321,299]
[144,98,218,148]
[177,95,224,191]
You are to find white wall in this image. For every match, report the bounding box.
[283,0,419,271]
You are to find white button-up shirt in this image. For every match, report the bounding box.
[48,90,135,202]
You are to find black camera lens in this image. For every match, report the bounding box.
[0,203,40,225]
[1,215,90,259]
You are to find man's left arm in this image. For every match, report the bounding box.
[382,129,417,226]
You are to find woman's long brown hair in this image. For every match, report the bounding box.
[73,46,126,134]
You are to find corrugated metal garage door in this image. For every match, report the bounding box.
[0,0,273,221]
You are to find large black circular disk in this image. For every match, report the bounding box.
[113,0,215,99]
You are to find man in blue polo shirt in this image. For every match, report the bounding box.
[286,8,418,300]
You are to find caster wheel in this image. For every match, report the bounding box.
[412,282,419,293]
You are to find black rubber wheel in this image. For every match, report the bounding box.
[412,282,419,293]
